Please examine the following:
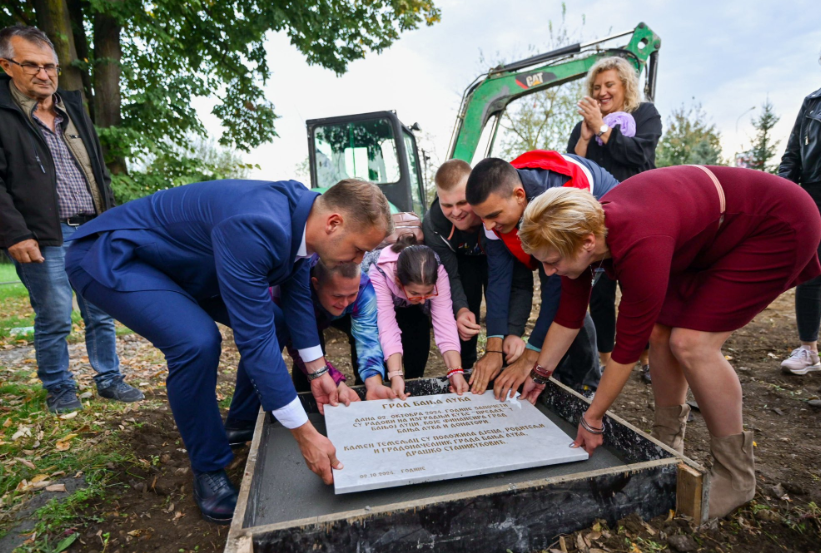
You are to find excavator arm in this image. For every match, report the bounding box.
[447,23,661,162]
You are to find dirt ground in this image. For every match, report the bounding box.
[4,290,820,552]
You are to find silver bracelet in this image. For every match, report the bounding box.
[307,365,330,381]
[579,413,604,435]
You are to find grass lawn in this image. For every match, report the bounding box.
[0,263,20,282]
[0,264,131,346]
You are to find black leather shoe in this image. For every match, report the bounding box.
[225,419,256,449]
[193,469,237,524]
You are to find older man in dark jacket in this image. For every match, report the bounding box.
[0,25,142,412]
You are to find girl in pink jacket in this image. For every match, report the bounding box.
[367,236,468,398]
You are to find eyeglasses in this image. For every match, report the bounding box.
[3,59,61,76]
[401,284,438,301]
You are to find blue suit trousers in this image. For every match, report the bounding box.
[66,241,285,472]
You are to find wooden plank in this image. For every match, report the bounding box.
[241,458,679,535]
[247,462,679,553]
[676,462,704,522]
[224,409,268,553]
[224,535,253,553]
[540,378,707,475]
[230,409,266,532]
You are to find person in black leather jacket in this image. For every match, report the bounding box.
[779,76,821,376]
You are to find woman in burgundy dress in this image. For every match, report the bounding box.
[494,165,821,518]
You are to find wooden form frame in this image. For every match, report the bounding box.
[225,378,707,553]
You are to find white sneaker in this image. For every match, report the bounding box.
[781,347,821,375]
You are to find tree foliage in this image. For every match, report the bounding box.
[490,4,586,159]
[1,0,441,198]
[655,102,723,167]
[748,98,780,173]
[116,138,258,203]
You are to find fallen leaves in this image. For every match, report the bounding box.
[11,426,32,441]
[14,457,36,469]
[54,433,79,451]
[15,478,55,492]
[45,483,66,492]
[59,411,78,420]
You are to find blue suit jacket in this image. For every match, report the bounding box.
[69,179,321,412]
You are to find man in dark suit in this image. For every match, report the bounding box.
[64,178,393,524]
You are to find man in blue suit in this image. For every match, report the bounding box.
[64,178,393,524]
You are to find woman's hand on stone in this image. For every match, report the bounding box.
[449,373,470,396]
[391,375,410,400]
[521,376,546,405]
[572,412,604,455]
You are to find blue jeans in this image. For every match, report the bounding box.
[11,223,121,392]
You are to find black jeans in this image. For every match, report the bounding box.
[396,304,432,379]
[796,186,821,342]
[553,312,602,391]
[457,255,488,371]
[589,272,617,353]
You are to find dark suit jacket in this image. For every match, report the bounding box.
[68,179,320,411]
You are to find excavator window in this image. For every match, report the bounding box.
[313,117,401,188]
[402,130,425,216]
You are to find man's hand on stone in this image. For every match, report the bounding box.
[364,374,397,401]
[469,351,503,395]
[291,421,342,485]
[456,308,481,342]
[493,348,538,401]
[310,372,339,415]
[8,239,44,264]
[503,335,526,364]
[337,382,360,406]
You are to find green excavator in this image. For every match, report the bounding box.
[305,23,661,215]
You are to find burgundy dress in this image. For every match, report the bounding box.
[553,166,821,365]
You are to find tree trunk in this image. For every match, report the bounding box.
[93,5,127,175]
[32,0,86,99]
[67,0,94,122]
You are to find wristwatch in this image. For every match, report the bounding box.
[596,124,610,137]
[307,365,330,381]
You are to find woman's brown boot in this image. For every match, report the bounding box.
[651,404,691,454]
[708,431,756,518]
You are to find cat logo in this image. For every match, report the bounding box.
[525,73,544,88]
[515,71,556,90]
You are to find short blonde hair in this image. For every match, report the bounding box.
[321,179,394,235]
[519,188,606,259]
[585,56,641,113]
[435,159,471,192]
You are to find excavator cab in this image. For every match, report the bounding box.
[306,111,427,216]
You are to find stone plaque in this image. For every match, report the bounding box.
[325,391,589,494]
